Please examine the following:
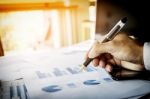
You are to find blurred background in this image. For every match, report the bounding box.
[0,0,96,55]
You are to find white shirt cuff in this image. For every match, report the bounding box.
[144,42,150,70]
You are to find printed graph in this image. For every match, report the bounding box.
[36,65,96,79]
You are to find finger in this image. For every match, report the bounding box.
[92,58,99,67]
[105,64,112,73]
[99,56,106,68]
[99,60,106,68]
[107,59,116,65]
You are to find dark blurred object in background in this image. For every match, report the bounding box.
[96,0,150,43]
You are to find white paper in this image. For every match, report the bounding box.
[1,42,150,99]
[20,52,150,99]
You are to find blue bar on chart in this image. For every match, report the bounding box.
[53,68,68,77]
[19,84,26,99]
[66,67,80,74]
[17,85,21,98]
[103,78,113,82]
[36,71,51,79]
[10,86,13,98]
[23,84,29,99]
[66,83,77,88]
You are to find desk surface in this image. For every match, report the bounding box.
[0,41,150,99]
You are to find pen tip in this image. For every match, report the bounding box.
[80,65,86,72]
[121,17,127,23]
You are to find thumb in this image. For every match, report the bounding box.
[88,41,112,58]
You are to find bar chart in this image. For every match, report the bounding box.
[1,80,29,99]
[36,65,96,79]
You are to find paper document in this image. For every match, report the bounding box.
[20,51,150,99]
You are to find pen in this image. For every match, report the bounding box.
[80,17,128,71]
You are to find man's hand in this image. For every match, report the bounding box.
[87,33,145,78]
